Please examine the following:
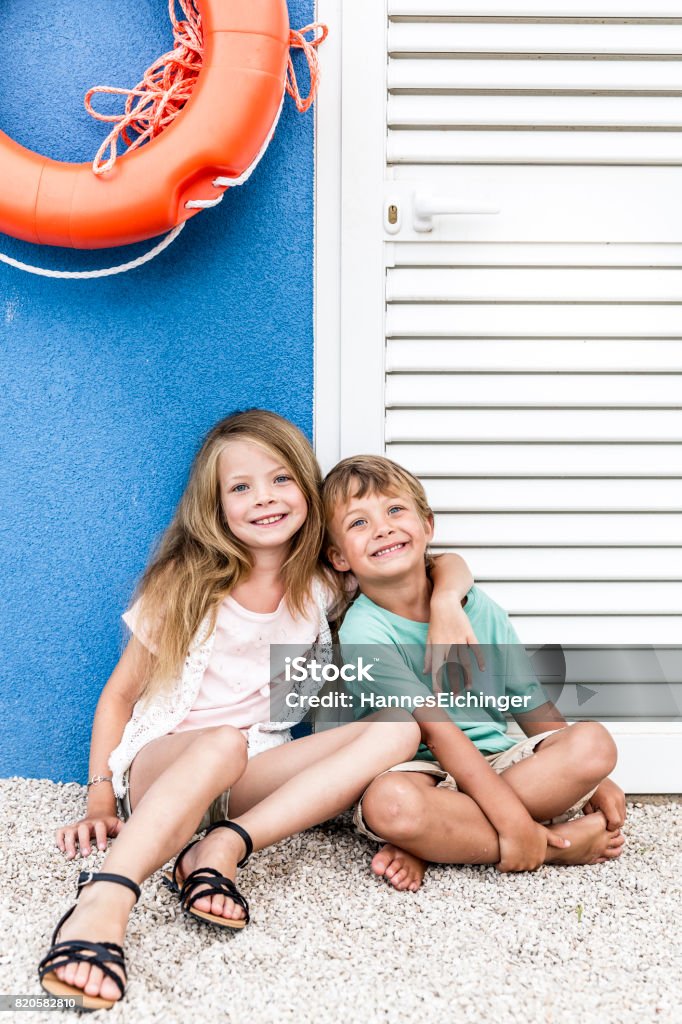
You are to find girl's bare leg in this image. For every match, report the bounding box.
[53,725,249,1003]
[228,718,411,815]
[174,714,421,918]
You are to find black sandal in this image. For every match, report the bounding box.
[162,819,252,929]
[38,871,141,1012]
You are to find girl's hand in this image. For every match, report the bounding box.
[55,815,123,860]
[424,599,486,693]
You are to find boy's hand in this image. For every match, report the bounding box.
[56,814,123,859]
[582,777,626,830]
[424,600,485,693]
[497,820,571,873]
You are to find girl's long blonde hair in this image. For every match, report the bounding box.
[131,409,324,701]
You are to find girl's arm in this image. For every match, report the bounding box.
[56,636,149,858]
[430,552,473,602]
[426,553,484,684]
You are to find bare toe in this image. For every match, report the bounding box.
[371,845,395,877]
[74,960,91,991]
[226,899,245,920]
[63,961,78,987]
[210,894,226,917]
[83,965,103,997]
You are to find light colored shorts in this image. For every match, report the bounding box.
[353,725,599,844]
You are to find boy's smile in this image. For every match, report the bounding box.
[328,488,434,585]
[371,540,408,559]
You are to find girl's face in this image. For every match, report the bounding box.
[218,440,308,554]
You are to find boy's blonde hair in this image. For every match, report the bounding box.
[132,409,324,701]
[322,454,433,530]
[321,457,434,612]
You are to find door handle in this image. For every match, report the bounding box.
[413,192,500,232]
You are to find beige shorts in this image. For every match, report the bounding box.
[353,725,598,844]
[117,768,230,832]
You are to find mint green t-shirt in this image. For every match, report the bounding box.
[339,585,548,759]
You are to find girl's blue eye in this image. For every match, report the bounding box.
[232,483,248,493]
[274,475,291,484]
[388,505,403,514]
[350,518,366,529]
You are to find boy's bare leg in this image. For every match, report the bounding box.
[496,722,618,823]
[368,721,621,890]
[360,771,624,875]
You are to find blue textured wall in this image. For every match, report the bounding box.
[0,0,314,780]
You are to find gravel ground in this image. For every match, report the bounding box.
[1,778,681,1024]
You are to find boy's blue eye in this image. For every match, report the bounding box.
[388,505,403,514]
[349,518,366,529]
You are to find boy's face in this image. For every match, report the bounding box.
[327,485,434,585]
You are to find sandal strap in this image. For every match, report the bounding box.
[38,940,127,997]
[171,836,202,890]
[205,819,253,868]
[77,871,141,903]
[179,867,250,923]
[44,873,140,950]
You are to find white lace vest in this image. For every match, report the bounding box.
[109,579,333,798]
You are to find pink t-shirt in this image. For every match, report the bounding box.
[123,593,324,733]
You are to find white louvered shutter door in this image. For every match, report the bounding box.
[337,1,682,788]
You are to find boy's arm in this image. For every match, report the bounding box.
[514,699,567,737]
[341,617,568,870]
[416,711,570,871]
[426,553,485,686]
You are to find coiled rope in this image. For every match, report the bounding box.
[1,1,327,279]
[86,1,327,176]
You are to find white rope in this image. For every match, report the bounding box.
[184,195,224,210]
[185,88,286,210]
[0,83,286,278]
[0,222,185,279]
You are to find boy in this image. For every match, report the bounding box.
[322,456,626,890]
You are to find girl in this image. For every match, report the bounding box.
[39,410,476,1011]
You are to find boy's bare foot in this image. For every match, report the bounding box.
[545,811,625,866]
[52,882,136,1004]
[371,844,426,892]
[174,828,247,921]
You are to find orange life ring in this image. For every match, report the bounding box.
[0,0,290,250]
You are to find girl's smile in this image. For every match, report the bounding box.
[251,513,288,527]
[219,440,307,551]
